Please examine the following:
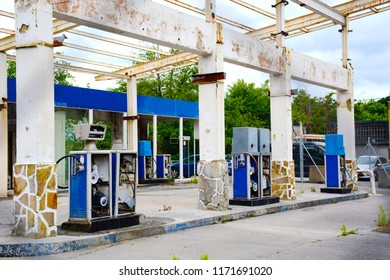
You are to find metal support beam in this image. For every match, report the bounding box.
[96,52,197,81]
[229,0,276,19]
[62,42,146,63]
[249,0,390,40]
[164,0,255,31]
[291,0,346,25]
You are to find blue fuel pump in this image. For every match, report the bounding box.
[157,154,171,179]
[138,140,153,183]
[229,127,279,206]
[321,134,351,194]
[61,124,141,232]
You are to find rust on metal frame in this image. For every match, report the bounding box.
[192,72,226,84]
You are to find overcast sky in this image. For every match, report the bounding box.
[1,0,389,101]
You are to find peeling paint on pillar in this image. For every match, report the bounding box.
[197,160,229,211]
[337,98,353,112]
[13,163,57,239]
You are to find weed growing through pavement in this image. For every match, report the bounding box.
[340,224,356,236]
[188,177,198,184]
[377,205,387,226]
[172,254,209,260]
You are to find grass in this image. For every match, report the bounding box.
[340,224,356,236]
[172,254,209,260]
[377,206,387,227]
[187,177,198,184]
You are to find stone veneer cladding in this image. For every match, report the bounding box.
[271,160,296,200]
[13,163,57,239]
[198,160,229,211]
[346,159,358,190]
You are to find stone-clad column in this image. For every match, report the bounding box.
[270,59,296,200]
[13,0,57,238]
[197,0,228,210]
[13,164,57,238]
[270,1,296,200]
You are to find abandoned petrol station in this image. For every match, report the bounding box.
[1,0,389,238]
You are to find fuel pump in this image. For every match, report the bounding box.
[61,124,142,232]
[229,127,279,206]
[138,140,153,183]
[157,154,171,179]
[321,134,351,194]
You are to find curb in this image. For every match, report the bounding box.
[0,192,369,257]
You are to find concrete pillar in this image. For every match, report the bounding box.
[337,73,356,188]
[123,113,128,149]
[55,111,66,187]
[88,109,93,124]
[0,52,7,197]
[197,0,228,211]
[153,115,157,178]
[13,0,57,238]
[127,77,138,151]
[338,16,357,188]
[179,117,184,180]
[112,112,125,149]
[269,0,296,200]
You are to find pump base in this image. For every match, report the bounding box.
[61,214,142,233]
[229,196,280,207]
[320,188,352,194]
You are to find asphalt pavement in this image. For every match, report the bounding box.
[0,180,373,257]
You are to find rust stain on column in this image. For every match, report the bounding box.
[258,53,272,69]
[346,98,352,111]
[196,29,205,52]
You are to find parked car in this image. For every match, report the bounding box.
[357,155,387,181]
[293,142,325,177]
[170,154,200,179]
[170,154,231,178]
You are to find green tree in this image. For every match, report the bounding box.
[54,53,76,85]
[224,79,270,154]
[354,99,387,121]
[7,60,16,78]
[7,54,75,85]
[292,90,337,134]
[109,47,199,158]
